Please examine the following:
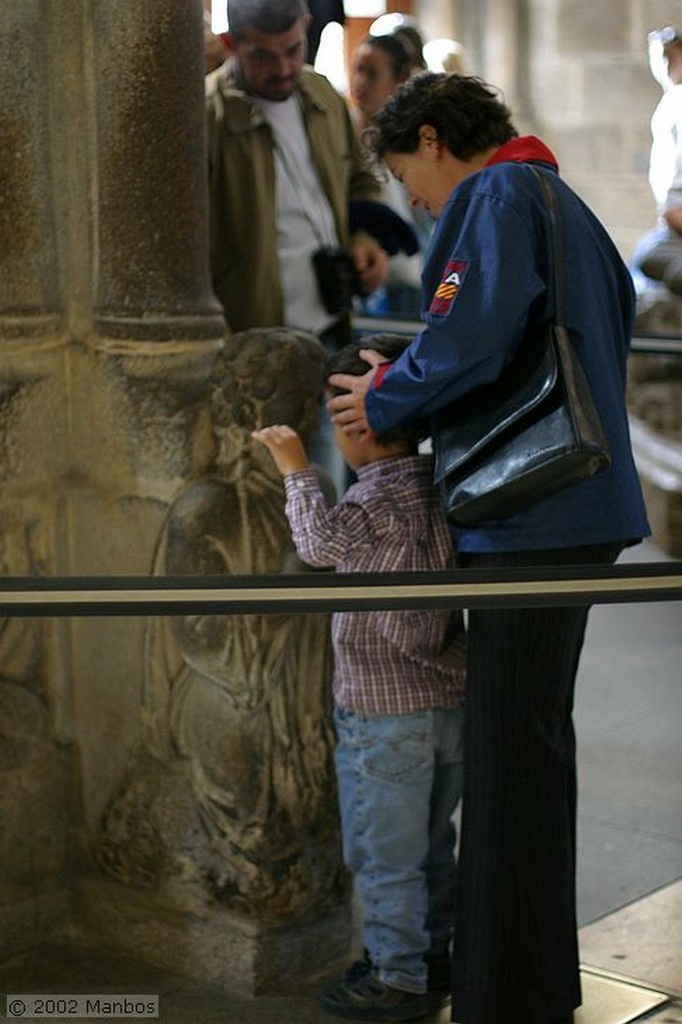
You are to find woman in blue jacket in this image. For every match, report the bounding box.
[328,73,650,1024]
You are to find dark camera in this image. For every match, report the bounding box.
[312,246,359,316]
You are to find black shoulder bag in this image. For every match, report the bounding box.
[434,166,611,528]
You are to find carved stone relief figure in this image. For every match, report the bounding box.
[0,520,50,694]
[98,329,346,922]
[0,516,75,951]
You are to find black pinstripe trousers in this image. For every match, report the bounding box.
[452,542,623,1024]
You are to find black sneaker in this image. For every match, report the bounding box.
[319,966,428,1022]
[342,953,373,984]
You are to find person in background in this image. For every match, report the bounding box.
[204,18,229,76]
[631,27,682,293]
[253,334,466,1022]
[423,36,471,76]
[206,0,389,345]
[206,0,390,494]
[350,34,427,317]
[640,146,682,295]
[392,23,426,75]
[306,0,344,64]
[370,13,427,77]
[327,72,650,1024]
[351,34,410,137]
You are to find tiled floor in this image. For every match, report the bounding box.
[574,539,682,927]
[579,879,682,999]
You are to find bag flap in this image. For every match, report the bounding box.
[434,328,559,482]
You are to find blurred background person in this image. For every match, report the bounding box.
[206,0,390,495]
[423,36,471,75]
[204,10,228,74]
[630,26,682,294]
[349,33,428,317]
[640,146,682,295]
[306,0,344,64]
[370,13,427,76]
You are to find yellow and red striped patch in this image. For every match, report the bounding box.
[429,259,469,316]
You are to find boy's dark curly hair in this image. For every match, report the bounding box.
[327,334,426,448]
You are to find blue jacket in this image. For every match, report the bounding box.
[365,136,650,552]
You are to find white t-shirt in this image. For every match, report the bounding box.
[380,171,426,289]
[664,147,682,212]
[254,94,340,333]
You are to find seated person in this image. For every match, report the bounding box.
[631,27,682,293]
[640,149,682,295]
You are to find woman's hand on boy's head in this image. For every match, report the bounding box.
[251,425,309,477]
[326,348,387,436]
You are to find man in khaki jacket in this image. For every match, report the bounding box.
[206,0,389,346]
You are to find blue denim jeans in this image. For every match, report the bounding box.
[333,705,464,994]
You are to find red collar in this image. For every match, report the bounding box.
[485,135,559,171]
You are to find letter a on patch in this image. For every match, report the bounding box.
[429,259,468,316]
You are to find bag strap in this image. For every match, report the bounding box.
[528,165,566,329]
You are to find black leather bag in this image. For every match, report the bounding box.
[434,168,611,528]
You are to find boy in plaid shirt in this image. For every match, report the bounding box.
[253,337,466,1022]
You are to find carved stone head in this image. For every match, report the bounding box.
[209,327,329,446]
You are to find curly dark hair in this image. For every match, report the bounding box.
[327,334,426,449]
[365,71,518,162]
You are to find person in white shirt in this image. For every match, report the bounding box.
[631,27,682,293]
[206,0,390,343]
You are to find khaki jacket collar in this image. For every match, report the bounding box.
[208,60,332,134]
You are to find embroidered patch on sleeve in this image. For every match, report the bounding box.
[429,259,469,316]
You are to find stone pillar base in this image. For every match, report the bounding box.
[0,890,70,963]
[72,876,355,996]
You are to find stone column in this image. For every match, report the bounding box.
[0,0,72,961]
[0,0,350,990]
[0,1,60,339]
[92,1,224,341]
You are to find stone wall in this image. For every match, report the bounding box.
[416,0,678,264]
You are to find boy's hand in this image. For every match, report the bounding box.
[251,425,310,477]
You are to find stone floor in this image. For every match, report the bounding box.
[0,882,680,1024]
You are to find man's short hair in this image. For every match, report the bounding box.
[227,0,309,39]
[327,334,426,448]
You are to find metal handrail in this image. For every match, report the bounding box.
[0,562,679,617]
[353,315,682,357]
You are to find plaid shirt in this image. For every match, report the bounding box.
[284,455,466,715]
